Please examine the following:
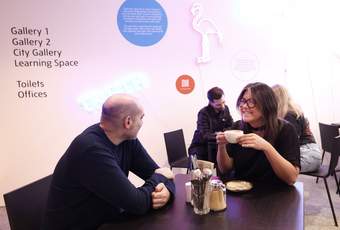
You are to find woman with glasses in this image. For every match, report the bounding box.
[272,84,321,172]
[216,82,300,185]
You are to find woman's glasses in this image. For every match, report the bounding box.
[238,98,256,108]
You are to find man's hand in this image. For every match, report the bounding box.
[152,183,170,209]
[155,167,174,179]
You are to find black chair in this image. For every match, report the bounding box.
[3,175,52,230]
[316,123,340,185]
[164,129,190,173]
[319,122,340,164]
[301,136,340,226]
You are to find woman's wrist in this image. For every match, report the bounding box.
[217,143,226,150]
[262,141,274,154]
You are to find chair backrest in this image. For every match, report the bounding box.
[3,175,52,230]
[319,122,340,153]
[164,129,188,165]
[328,137,340,175]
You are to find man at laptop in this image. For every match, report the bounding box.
[188,87,233,164]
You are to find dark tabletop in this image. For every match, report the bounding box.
[99,174,304,230]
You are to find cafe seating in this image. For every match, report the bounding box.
[319,122,340,165]
[164,129,190,173]
[300,136,340,227]
[316,123,340,190]
[3,175,52,230]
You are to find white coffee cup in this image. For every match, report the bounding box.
[224,130,244,143]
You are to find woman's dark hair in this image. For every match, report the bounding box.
[236,82,281,144]
[207,87,224,102]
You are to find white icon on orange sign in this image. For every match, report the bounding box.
[176,75,195,94]
[181,79,190,88]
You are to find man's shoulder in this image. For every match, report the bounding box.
[81,123,101,135]
[198,105,210,113]
[198,105,216,117]
[120,138,143,149]
[70,124,110,151]
[81,123,106,139]
[223,105,231,113]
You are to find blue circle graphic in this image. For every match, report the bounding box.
[117,0,168,46]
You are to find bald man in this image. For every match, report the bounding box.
[42,94,175,230]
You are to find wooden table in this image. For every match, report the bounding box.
[99,174,304,230]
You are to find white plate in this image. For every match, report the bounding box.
[225,180,253,192]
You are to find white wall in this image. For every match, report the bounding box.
[1,0,340,206]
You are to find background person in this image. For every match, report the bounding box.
[188,87,233,164]
[272,84,321,172]
[216,82,300,185]
[42,94,175,230]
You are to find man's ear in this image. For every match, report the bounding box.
[124,116,131,128]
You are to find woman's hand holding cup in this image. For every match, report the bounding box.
[216,132,228,145]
